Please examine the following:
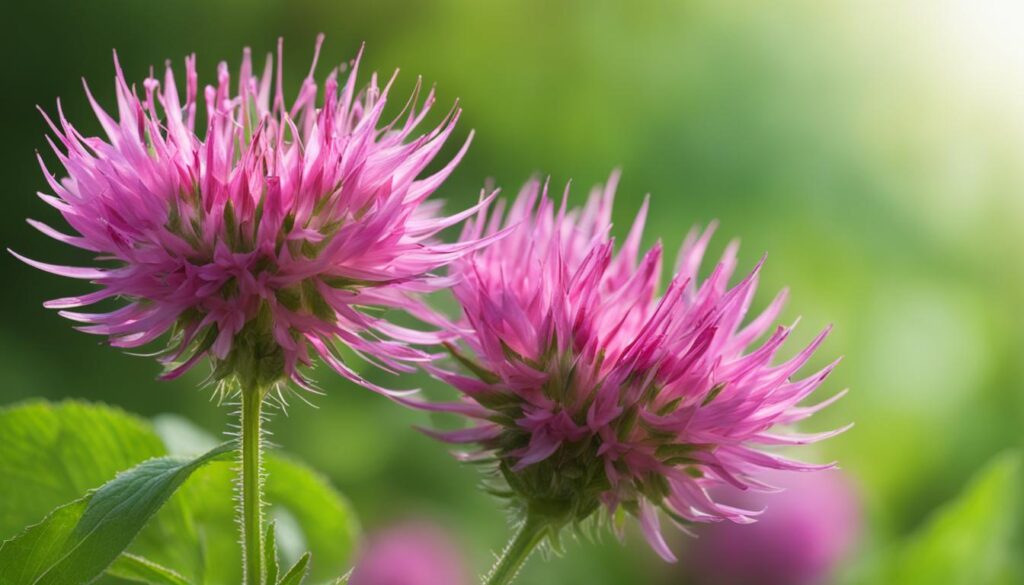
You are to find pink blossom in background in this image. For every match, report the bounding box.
[348,521,470,585]
[14,35,498,394]
[411,174,848,561]
[682,470,861,585]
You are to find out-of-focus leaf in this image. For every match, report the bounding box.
[270,508,307,569]
[0,441,232,584]
[173,455,358,584]
[265,454,358,577]
[887,451,1021,585]
[156,412,360,584]
[153,414,220,456]
[106,553,190,585]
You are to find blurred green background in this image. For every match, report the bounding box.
[2,1,1022,583]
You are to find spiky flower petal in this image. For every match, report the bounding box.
[416,174,846,561]
[15,36,497,393]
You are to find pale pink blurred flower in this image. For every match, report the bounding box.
[349,521,470,585]
[683,470,861,585]
[14,36,497,394]
[411,174,847,561]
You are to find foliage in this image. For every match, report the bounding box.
[884,452,1022,585]
[0,401,358,585]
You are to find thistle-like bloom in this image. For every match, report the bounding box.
[13,36,495,393]
[417,174,847,561]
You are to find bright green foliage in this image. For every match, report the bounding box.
[886,451,1021,585]
[0,500,87,585]
[0,401,165,538]
[0,401,358,585]
[0,401,202,580]
[0,440,231,584]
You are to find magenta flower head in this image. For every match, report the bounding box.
[413,173,848,566]
[13,36,497,395]
[683,469,861,585]
[348,521,471,585]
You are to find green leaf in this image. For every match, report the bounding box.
[277,553,311,585]
[0,401,203,582]
[0,402,357,585]
[0,400,165,541]
[265,523,280,585]
[105,553,190,585]
[887,451,1021,585]
[0,500,88,585]
[44,442,234,583]
[0,442,233,585]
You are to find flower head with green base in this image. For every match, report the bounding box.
[12,35,498,398]
[13,36,498,585]
[414,174,847,581]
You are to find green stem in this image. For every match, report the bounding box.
[240,385,265,585]
[483,514,548,585]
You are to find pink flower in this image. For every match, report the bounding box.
[683,470,861,585]
[348,521,470,585]
[412,174,848,561]
[13,36,497,394]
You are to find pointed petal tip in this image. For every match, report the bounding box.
[6,250,106,279]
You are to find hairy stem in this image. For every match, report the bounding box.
[240,384,265,585]
[483,514,547,585]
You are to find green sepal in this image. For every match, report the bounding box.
[444,342,501,384]
[320,275,383,290]
[301,279,336,322]
[701,382,727,407]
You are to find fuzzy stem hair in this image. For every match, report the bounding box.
[240,383,266,585]
[483,513,548,585]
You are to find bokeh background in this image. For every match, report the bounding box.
[2,1,1022,583]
